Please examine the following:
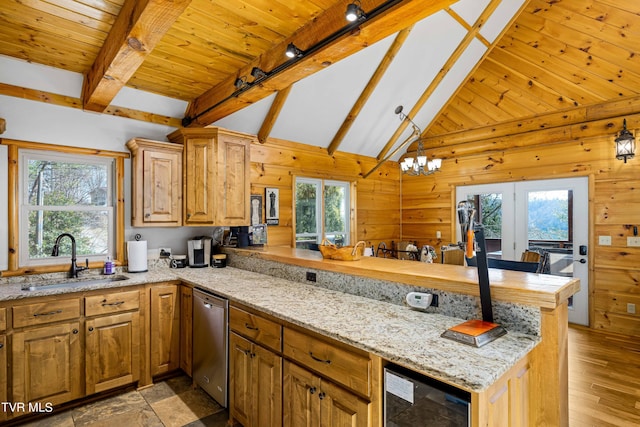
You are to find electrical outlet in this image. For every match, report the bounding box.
[306,272,316,282]
[159,247,172,258]
[627,303,636,314]
[598,236,611,246]
[436,230,442,239]
[627,237,640,247]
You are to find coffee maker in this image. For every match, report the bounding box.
[187,236,212,267]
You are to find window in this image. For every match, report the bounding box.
[19,150,115,266]
[295,177,351,248]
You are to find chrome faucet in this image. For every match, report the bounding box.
[51,233,88,278]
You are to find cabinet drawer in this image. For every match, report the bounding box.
[85,290,140,317]
[0,307,6,332]
[230,306,282,352]
[13,298,80,328]
[283,327,371,397]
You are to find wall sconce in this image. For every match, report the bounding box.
[285,43,304,58]
[615,118,635,163]
[345,1,366,22]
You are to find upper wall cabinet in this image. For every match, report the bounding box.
[126,139,183,227]
[168,127,252,226]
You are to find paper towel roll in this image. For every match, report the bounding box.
[127,240,148,273]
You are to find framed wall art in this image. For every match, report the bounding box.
[250,194,263,225]
[266,188,279,225]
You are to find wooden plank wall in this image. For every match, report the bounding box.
[401,117,640,336]
[249,137,400,250]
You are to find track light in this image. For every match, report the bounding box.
[285,43,303,59]
[251,67,268,80]
[234,76,248,90]
[345,1,365,22]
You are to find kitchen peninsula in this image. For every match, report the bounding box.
[225,245,580,427]
[0,247,578,426]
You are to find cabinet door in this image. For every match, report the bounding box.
[0,335,6,422]
[12,322,82,406]
[215,133,250,225]
[150,285,180,376]
[180,285,193,376]
[283,361,321,427]
[252,343,282,427]
[319,380,370,427]
[184,137,215,224]
[143,148,182,224]
[86,312,140,394]
[229,333,253,427]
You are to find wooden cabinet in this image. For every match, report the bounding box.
[179,285,193,376]
[229,306,283,427]
[12,322,82,407]
[283,326,371,397]
[84,290,141,394]
[126,138,183,227]
[282,326,373,427]
[283,361,369,427]
[230,332,282,427]
[150,283,180,377]
[168,127,252,226]
[11,297,82,408]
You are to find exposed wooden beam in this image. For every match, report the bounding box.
[0,82,182,128]
[184,0,457,128]
[82,0,192,112]
[258,86,292,144]
[327,26,413,155]
[376,0,503,162]
[413,93,640,157]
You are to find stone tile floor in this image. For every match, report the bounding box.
[16,376,229,427]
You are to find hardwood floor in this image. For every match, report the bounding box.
[568,325,640,427]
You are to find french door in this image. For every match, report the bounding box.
[456,178,589,325]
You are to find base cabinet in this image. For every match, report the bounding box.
[85,312,140,394]
[283,361,369,427]
[0,334,7,422]
[179,285,193,376]
[12,322,82,407]
[229,332,282,427]
[150,284,180,377]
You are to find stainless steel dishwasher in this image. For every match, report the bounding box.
[193,288,228,407]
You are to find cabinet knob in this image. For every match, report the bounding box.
[0,343,3,349]
[309,387,316,395]
[318,392,325,400]
[88,326,94,332]
[145,213,151,218]
[187,213,191,219]
[72,329,79,334]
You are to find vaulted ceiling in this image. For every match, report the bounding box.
[1,0,639,170]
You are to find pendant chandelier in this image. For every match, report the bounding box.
[400,139,442,175]
[395,106,442,176]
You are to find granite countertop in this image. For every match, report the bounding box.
[0,266,539,393]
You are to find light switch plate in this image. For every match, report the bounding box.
[627,303,636,314]
[598,236,611,246]
[627,237,640,247]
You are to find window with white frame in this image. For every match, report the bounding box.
[19,150,115,266]
[295,177,351,248]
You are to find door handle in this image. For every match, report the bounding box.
[574,258,586,264]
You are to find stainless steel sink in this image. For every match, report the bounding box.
[21,275,129,291]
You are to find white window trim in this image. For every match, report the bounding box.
[295,177,351,245]
[18,149,115,267]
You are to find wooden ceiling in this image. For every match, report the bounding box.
[1,0,639,163]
